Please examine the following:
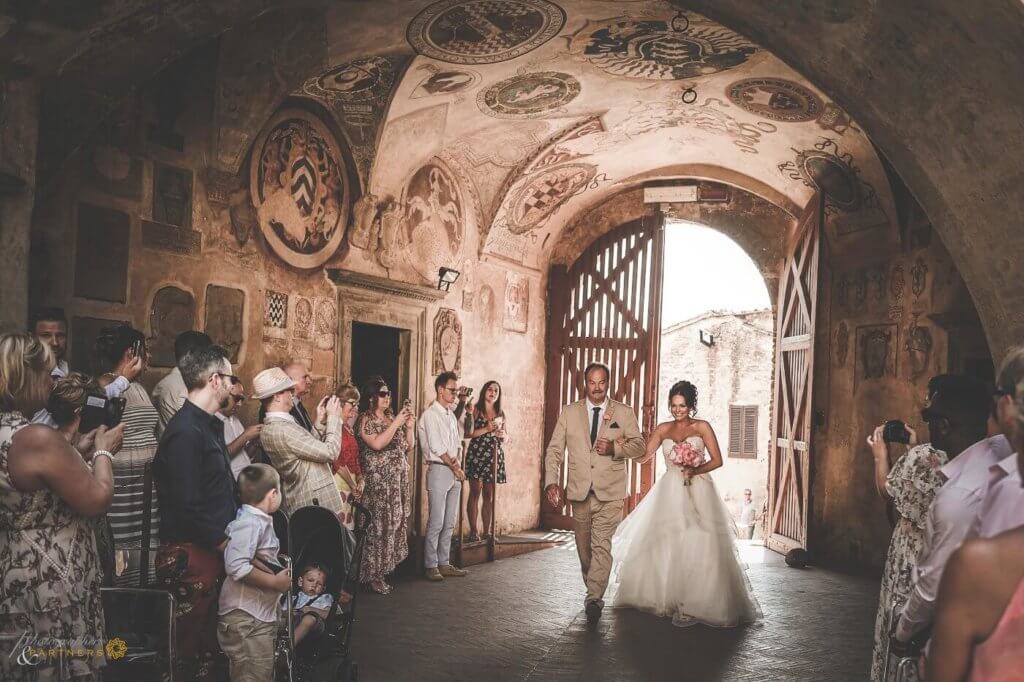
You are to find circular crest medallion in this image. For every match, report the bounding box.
[303,57,396,104]
[478,72,581,118]
[795,149,861,211]
[569,15,757,80]
[507,163,596,234]
[249,109,352,269]
[407,0,566,65]
[726,78,822,122]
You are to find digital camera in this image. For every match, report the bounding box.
[882,419,911,444]
[79,392,126,433]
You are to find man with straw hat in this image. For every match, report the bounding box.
[252,367,345,516]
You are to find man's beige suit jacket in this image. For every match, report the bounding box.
[544,398,646,502]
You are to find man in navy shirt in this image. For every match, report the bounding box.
[153,344,238,678]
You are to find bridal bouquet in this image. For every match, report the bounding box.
[669,441,704,486]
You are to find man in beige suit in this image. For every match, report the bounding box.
[544,363,646,622]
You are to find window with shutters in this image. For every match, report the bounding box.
[728,405,759,458]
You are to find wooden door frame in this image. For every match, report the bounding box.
[327,268,445,569]
[542,213,666,529]
[765,195,822,554]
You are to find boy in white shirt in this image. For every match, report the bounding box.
[218,464,291,682]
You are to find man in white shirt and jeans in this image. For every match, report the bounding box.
[418,371,470,581]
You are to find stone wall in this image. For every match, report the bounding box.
[658,311,774,525]
[809,224,989,570]
[29,50,546,536]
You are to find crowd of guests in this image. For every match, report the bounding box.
[866,348,1024,681]
[0,308,510,681]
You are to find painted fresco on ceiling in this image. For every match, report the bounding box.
[301,55,411,191]
[568,13,758,80]
[249,109,351,269]
[303,56,397,104]
[477,71,581,118]
[725,78,822,123]
[407,0,566,65]
[410,63,482,100]
[778,137,889,235]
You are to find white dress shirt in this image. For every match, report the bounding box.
[50,360,70,378]
[218,505,282,623]
[152,367,188,438]
[969,452,1024,539]
[417,401,462,464]
[217,413,249,478]
[896,434,1013,639]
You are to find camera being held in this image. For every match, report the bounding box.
[77,392,126,433]
[882,419,912,445]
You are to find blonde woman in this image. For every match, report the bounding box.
[0,333,123,681]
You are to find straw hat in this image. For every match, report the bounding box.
[251,367,296,400]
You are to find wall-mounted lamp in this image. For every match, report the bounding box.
[699,329,715,347]
[437,267,461,292]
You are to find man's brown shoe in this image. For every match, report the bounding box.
[439,564,468,577]
[425,568,444,581]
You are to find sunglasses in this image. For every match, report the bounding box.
[344,399,359,407]
[377,390,391,398]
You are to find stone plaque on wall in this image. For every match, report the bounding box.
[153,163,193,227]
[149,286,196,368]
[141,220,202,256]
[72,316,128,378]
[856,324,897,387]
[503,272,529,333]
[432,308,462,374]
[205,285,245,362]
[74,203,130,302]
[82,145,143,200]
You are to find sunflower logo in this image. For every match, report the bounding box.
[105,638,127,660]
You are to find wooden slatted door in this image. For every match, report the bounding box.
[543,215,666,529]
[767,196,822,553]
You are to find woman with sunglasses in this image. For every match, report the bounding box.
[356,376,415,594]
[95,323,163,587]
[332,381,363,530]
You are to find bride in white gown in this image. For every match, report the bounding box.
[612,380,762,627]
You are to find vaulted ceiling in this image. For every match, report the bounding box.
[6,0,1024,352]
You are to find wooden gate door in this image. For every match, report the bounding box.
[766,196,822,553]
[543,215,665,529]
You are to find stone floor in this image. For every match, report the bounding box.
[350,540,879,682]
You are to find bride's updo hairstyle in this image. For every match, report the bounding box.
[668,380,698,416]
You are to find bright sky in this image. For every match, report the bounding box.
[661,221,771,327]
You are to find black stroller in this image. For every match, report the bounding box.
[274,500,370,682]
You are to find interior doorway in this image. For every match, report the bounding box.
[350,321,410,407]
[655,221,774,540]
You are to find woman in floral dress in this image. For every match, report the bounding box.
[0,333,122,681]
[464,380,508,542]
[356,376,415,594]
[867,423,948,682]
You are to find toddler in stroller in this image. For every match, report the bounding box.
[275,501,369,682]
[293,562,341,645]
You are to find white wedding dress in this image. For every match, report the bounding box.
[612,437,762,627]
